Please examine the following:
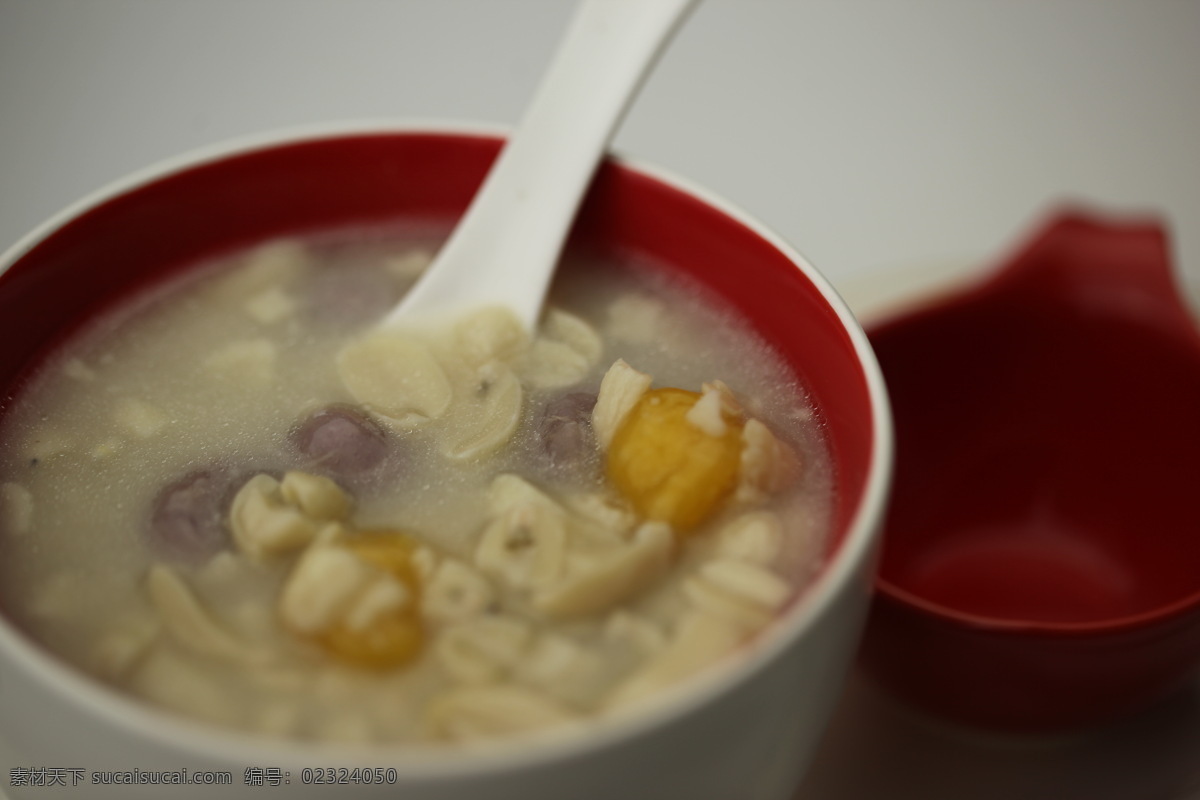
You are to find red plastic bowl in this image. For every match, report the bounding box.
[861,210,1200,731]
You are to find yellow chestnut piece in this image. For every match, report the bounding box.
[607,388,743,533]
[345,531,423,582]
[321,613,423,671]
[321,531,425,670]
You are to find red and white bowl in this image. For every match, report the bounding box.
[0,124,892,800]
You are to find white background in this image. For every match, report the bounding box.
[1,1,1198,797]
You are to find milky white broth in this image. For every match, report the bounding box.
[0,228,832,744]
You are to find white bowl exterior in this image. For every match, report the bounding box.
[0,547,876,800]
[0,121,891,800]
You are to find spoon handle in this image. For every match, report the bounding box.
[384,0,698,330]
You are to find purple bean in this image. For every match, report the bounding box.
[147,470,230,562]
[291,405,389,477]
[535,392,599,477]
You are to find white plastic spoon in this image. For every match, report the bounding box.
[381,0,698,332]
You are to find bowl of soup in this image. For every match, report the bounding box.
[0,123,891,800]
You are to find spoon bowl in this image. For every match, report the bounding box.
[861,210,1200,731]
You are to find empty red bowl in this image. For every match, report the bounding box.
[860,210,1200,731]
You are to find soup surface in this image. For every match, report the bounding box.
[0,229,832,744]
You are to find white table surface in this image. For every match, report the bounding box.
[1,1,1198,797]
